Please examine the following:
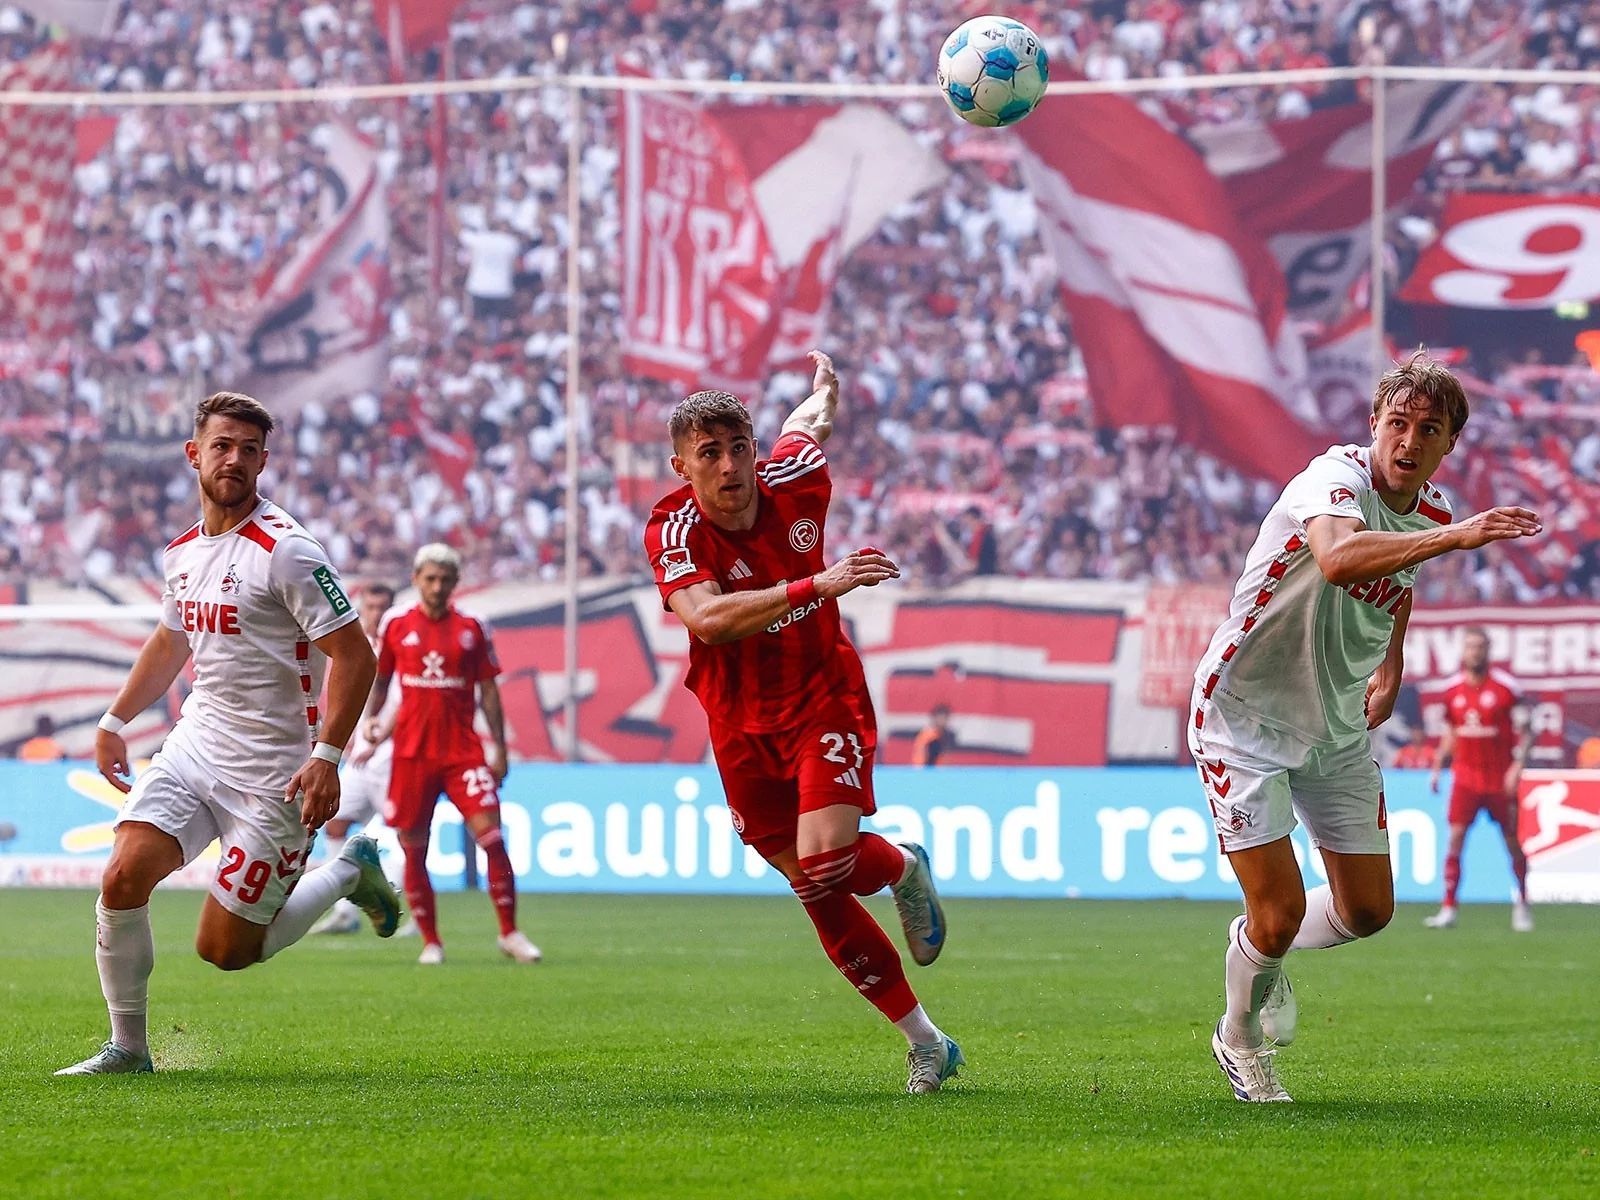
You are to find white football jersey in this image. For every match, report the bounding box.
[343,625,400,777]
[1195,444,1453,748]
[159,497,360,794]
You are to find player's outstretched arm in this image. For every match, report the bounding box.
[780,349,841,444]
[1306,507,1542,587]
[285,622,377,829]
[95,624,193,793]
[667,548,900,645]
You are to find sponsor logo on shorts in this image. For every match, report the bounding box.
[1228,804,1255,832]
[313,565,352,615]
[788,519,819,553]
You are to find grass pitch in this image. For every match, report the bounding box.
[2,890,1596,1199]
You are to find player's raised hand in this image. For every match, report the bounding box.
[287,758,341,830]
[813,547,900,599]
[1453,506,1542,550]
[808,349,838,399]
[95,728,134,795]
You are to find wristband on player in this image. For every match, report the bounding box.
[310,742,344,766]
[786,577,818,610]
[97,713,127,735]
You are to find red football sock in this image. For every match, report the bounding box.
[475,826,518,936]
[1442,849,1462,907]
[401,839,440,946]
[797,834,906,898]
[1507,839,1528,903]
[798,890,918,1022]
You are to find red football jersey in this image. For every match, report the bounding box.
[1441,670,1522,793]
[644,429,871,735]
[378,604,501,760]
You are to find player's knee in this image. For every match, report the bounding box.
[99,859,154,910]
[1250,902,1305,956]
[1342,898,1393,938]
[195,933,259,972]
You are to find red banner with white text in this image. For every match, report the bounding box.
[1399,194,1600,309]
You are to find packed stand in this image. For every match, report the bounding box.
[0,0,1597,594]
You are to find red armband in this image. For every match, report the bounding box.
[786,577,817,610]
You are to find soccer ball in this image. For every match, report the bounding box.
[936,15,1050,128]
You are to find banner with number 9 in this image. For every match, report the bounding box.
[1400,194,1600,309]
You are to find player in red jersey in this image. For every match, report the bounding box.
[1424,626,1535,931]
[644,350,962,1094]
[356,543,541,965]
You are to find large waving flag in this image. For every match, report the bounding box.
[1016,93,1328,483]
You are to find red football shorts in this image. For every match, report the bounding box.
[1448,783,1514,828]
[710,692,878,859]
[385,755,500,834]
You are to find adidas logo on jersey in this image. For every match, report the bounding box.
[401,631,421,646]
[833,767,862,789]
[727,559,754,582]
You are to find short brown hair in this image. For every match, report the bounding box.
[1373,349,1469,436]
[195,390,275,438]
[668,390,751,448]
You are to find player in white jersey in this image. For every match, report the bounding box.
[1193,353,1542,1102]
[311,581,403,936]
[56,392,402,1077]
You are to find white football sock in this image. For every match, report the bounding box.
[893,1003,942,1046]
[95,899,154,1058]
[1290,885,1359,951]
[259,859,359,961]
[895,845,917,886]
[1223,918,1282,1050]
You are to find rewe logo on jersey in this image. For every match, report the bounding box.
[1341,576,1410,616]
[177,599,240,635]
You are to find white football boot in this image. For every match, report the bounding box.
[1512,901,1534,933]
[55,1042,153,1076]
[1212,1023,1292,1103]
[1423,906,1458,929]
[891,843,947,966]
[905,1034,965,1094]
[497,930,543,963]
[418,943,445,965]
[393,918,421,939]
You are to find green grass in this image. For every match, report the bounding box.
[2,891,1597,1199]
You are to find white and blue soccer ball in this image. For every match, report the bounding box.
[936,15,1050,128]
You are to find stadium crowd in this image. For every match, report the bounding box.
[0,0,1598,598]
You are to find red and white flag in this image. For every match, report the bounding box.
[1399,194,1600,309]
[1016,93,1328,484]
[1189,44,1503,322]
[621,98,946,389]
[0,43,76,346]
[243,125,391,411]
[410,397,475,494]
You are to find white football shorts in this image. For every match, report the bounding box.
[1188,689,1389,856]
[115,738,311,924]
[334,757,390,825]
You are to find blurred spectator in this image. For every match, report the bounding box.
[18,715,66,762]
[1392,726,1435,770]
[912,704,953,768]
